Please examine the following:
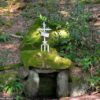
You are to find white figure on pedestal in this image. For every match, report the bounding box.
[39,22,51,52]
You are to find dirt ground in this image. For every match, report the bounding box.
[60,93,100,100]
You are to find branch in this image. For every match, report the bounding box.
[9,34,23,39]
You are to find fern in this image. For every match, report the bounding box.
[0,33,9,42]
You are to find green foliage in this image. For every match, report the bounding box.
[57,1,98,67]
[55,2,92,62]
[0,71,17,92]
[76,56,92,71]
[88,76,100,89]
[4,80,23,94]
[66,2,91,42]
[39,14,47,22]
[0,32,9,42]
[80,0,100,4]
[4,78,23,99]
[0,65,23,99]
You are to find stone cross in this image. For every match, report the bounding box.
[39,22,51,52]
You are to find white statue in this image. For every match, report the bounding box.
[39,22,51,52]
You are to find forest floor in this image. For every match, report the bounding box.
[0,92,100,100]
[60,93,100,100]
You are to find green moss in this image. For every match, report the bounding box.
[21,19,42,50]
[48,29,69,47]
[21,20,72,69]
[20,49,72,69]
[21,20,69,50]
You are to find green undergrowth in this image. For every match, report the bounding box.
[0,72,17,80]
[21,49,72,69]
[0,63,21,71]
[0,32,10,42]
[80,0,100,4]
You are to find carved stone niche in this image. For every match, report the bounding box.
[37,72,57,98]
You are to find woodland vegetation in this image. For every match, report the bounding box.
[0,0,100,99]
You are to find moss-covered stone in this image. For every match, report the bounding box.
[21,19,69,50]
[20,19,72,69]
[20,49,72,69]
[21,19,42,50]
